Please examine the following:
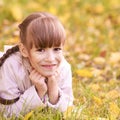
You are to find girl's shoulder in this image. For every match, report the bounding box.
[1,45,23,66]
[0,51,29,81]
[1,52,23,69]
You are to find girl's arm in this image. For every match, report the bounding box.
[29,69,47,99]
[0,58,46,117]
[47,60,74,112]
[47,75,59,104]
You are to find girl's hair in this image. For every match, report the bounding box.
[0,45,19,67]
[0,12,66,67]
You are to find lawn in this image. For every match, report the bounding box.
[0,0,120,119]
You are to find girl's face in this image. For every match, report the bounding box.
[28,45,64,77]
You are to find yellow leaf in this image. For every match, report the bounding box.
[27,1,40,10]
[76,69,93,78]
[89,84,100,91]
[106,90,120,100]
[60,13,69,23]
[78,53,90,61]
[93,57,106,65]
[94,4,104,14]
[109,0,120,8]
[10,4,23,21]
[49,7,57,15]
[23,111,33,120]
[93,96,103,106]
[109,102,120,119]
[109,52,120,65]
[109,79,119,86]
[63,106,74,119]
[60,1,67,5]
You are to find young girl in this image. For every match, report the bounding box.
[0,12,73,117]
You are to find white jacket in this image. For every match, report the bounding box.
[0,52,73,117]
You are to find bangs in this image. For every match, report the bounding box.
[26,17,66,49]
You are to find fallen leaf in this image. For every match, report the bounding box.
[10,4,23,21]
[63,106,74,119]
[106,90,120,99]
[23,111,33,120]
[76,69,93,78]
[93,96,103,106]
[109,102,120,119]
[109,52,120,65]
[93,57,106,65]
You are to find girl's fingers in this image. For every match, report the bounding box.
[29,69,47,99]
[29,69,47,84]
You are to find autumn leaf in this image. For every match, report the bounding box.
[89,84,101,91]
[76,69,93,78]
[109,102,120,119]
[106,90,120,100]
[26,1,40,10]
[78,53,90,61]
[10,4,23,21]
[23,111,34,120]
[93,57,106,65]
[109,0,120,8]
[92,96,103,106]
[1,0,120,119]
[109,52,120,65]
[63,106,74,119]
[49,7,57,15]
[94,3,104,14]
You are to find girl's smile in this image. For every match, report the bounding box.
[41,64,57,70]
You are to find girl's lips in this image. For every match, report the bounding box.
[41,64,56,69]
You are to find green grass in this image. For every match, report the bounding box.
[0,0,120,119]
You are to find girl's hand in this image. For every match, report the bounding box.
[47,71,59,104]
[29,69,47,99]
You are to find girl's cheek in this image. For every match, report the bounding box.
[58,54,64,59]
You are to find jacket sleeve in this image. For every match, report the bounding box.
[47,61,74,112]
[0,58,44,117]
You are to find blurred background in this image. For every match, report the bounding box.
[0,0,120,119]
[1,0,120,65]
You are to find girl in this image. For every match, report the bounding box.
[0,12,73,117]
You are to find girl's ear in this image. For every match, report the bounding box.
[18,43,29,57]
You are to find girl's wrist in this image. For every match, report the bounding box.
[35,86,46,99]
[47,75,59,104]
[48,89,59,104]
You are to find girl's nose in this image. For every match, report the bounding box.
[45,51,55,62]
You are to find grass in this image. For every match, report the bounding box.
[0,0,120,119]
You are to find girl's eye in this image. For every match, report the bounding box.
[53,47,62,51]
[37,48,45,52]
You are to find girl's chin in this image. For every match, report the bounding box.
[40,71,55,77]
